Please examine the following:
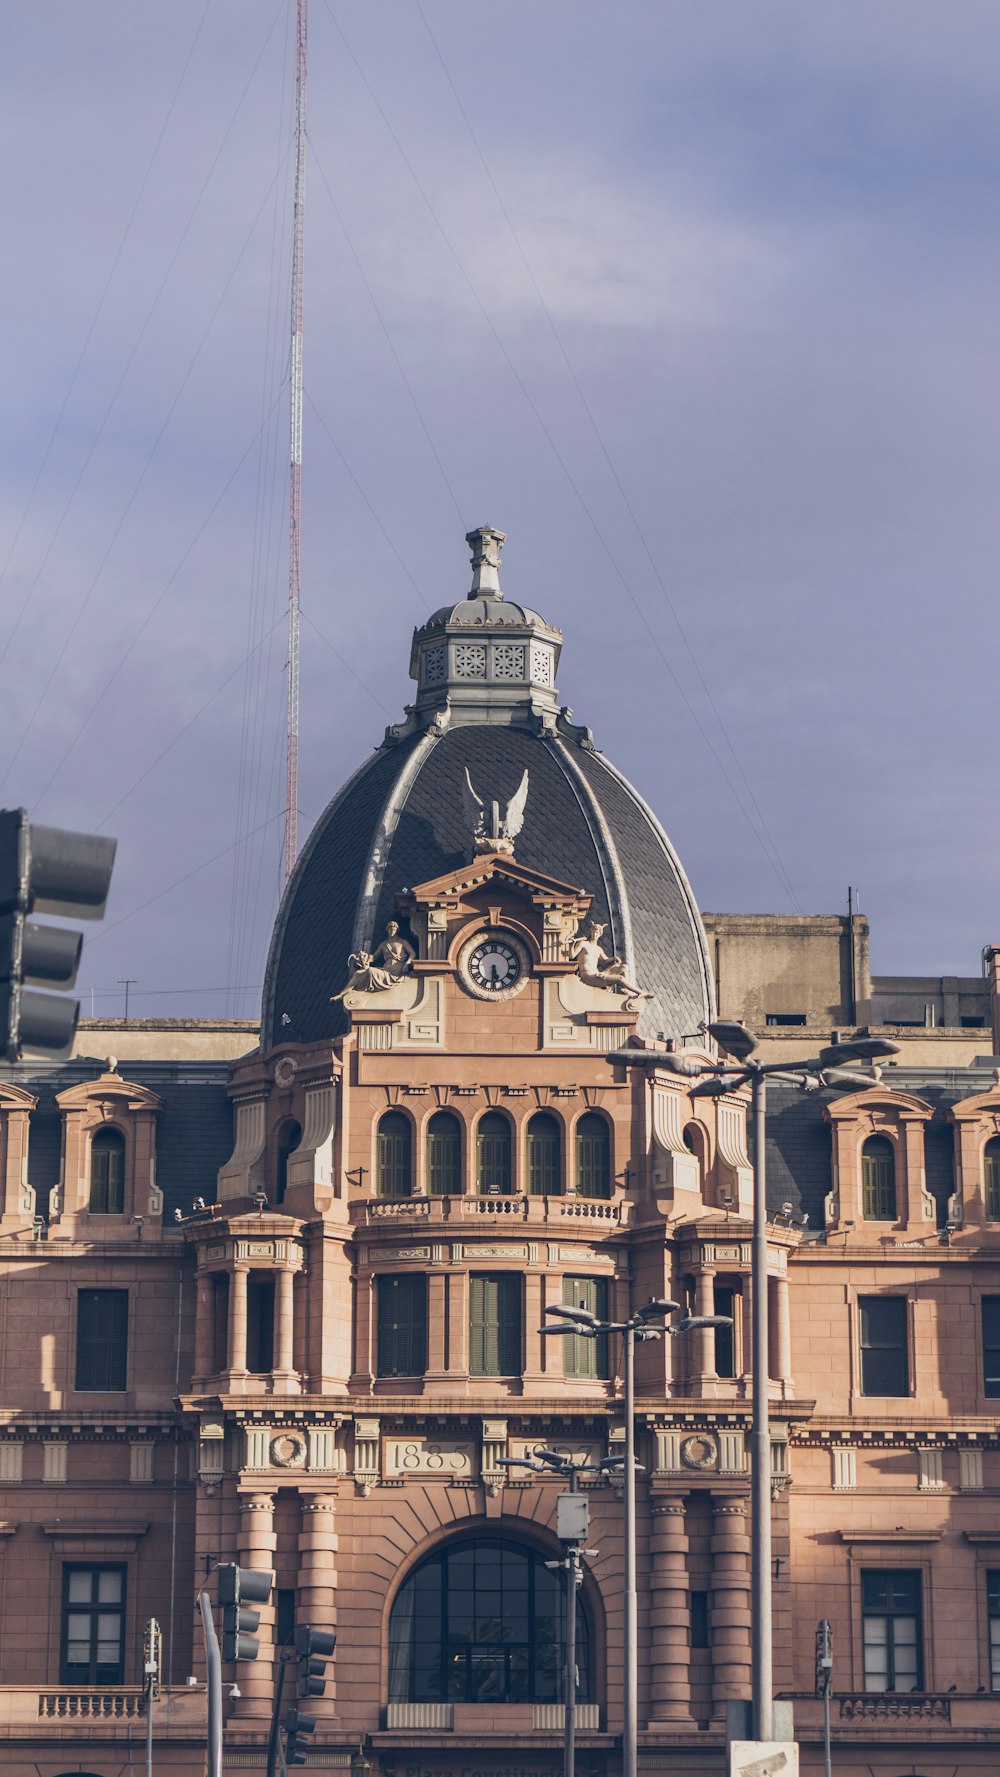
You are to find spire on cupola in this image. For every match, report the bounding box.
[408,525,563,731]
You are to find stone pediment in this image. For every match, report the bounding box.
[395,851,592,920]
[56,1070,164,1115]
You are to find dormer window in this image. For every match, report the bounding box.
[276,1120,302,1205]
[89,1129,125,1215]
[986,1139,1000,1221]
[861,1135,896,1221]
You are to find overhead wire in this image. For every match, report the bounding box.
[0,0,289,688]
[307,139,466,530]
[30,384,288,816]
[323,0,800,912]
[226,0,298,1013]
[414,0,799,914]
[0,0,216,649]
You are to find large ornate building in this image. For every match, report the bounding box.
[2,527,1000,1776]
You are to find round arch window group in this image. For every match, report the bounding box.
[389,1535,592,1705]
[375,1110,612,1199]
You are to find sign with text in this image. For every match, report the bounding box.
[729,1745,798,1777]
[384,1438,474,1477]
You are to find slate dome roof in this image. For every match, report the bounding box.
[262,528,713,1049]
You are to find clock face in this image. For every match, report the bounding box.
[468,939,522,992]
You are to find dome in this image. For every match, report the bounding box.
[262,528,713,1048]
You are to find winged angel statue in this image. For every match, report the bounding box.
[461,767,529,857]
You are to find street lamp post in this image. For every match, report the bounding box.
[497,1448,614,1777]
[607,1025,899,1743]
[541,1300,731,1777]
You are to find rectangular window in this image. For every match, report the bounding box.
[765,1012,806,1027]
[982,1298,1000,1398]
[988,1572,1000,1691]
[247,1274,275,1374]
[690,1590,709,1649]
[469,1273,521,1377]
[61,1564,126,1684]
[76,1290,128,1392]
[714,1284,737,1378]
[276,1588,296,1650]
[859,1296,908,1396]
[861,1570,922,1692]
[89,1140,124,1213]
[562,1277,609,1380]
[377,1275,428,1378]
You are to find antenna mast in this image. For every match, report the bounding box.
[284,0,307,884]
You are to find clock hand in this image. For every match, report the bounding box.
[490,962,500,983]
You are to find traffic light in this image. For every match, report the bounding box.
[0,808,116,1061]
[218,1564,273,1661]
[285,1625,336,1763]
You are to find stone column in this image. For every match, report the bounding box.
[273,1266,296,1381]
[232,1493,276,1720]
[298,1495,338,1717]
[194,1272,214,1383]
[523,1271,544,1382]
[446,1272,468,1376]
[740,1282,754,1396]
[227,1266,249,1376]
[692,1266,717,1388]
[710,1496,751,1712]
[426,1271,448,1379]
[773,1272,792,1396]
[649,1499,692,1722]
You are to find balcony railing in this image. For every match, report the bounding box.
[356,1194,624,1226]
[38,1688,144,1720]
[838,1692,951,1723]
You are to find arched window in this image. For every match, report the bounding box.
[377,1113,412,1198]
[526,1113,561,1196]
[862,1135,896,1221]
[388,1536,591,1704]
[477,1114,512,1196]
[575,1114,611,1199]
[986,1138,1000,1221]
[276,1120,302,1205]
[427,1113,462,1196]
[89,1129,125,1214]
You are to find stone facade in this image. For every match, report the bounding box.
[3,531,1000,1776]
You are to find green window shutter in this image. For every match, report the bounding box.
[378,1115,412,1197]
[377,1275,427,1377]
[575,1116,610,1198]
[470,1274,521,1376]
[527,1115,560,1195]
[477,1116,511,1195]
[562,1277,609,1379]
[90,1133,125,1214]
[862,1139,896,1221]
[427,1116,461,1195]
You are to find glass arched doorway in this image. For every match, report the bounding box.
[388,1535,591,1704]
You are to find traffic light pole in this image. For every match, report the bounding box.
[198,1592,223,1777]
[266,1645,294,1777]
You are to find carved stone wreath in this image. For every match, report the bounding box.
[270,1431,307,1469]
[680,1434,717,1471]
[274,1057,298,1088]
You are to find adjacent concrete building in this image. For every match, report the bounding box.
[3,529,1000,1776]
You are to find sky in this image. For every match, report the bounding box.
[3,1,1000,1022]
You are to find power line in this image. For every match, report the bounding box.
[0,0,216,649]
[324,0,800,911]
[414,0,800,914]
[0,0,288,687]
